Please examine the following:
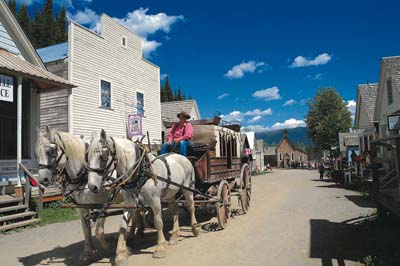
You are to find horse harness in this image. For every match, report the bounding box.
[38,132,87,196]
[87,136,117,183]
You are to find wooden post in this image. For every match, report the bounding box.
[23,172,30,207]
[38,187,43,220]
[15,76,23,197]
[396,138,400,192]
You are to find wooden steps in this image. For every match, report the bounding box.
[0,204,28,214]
[0,218,40,231]
[0,211,36,223]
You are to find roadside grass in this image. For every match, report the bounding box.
[34,197,79,225]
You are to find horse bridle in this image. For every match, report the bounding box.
[87,137,117,182]
[38,132,87,193]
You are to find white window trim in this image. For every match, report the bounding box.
[99,78,113,110]
[121,35,127,48]
[136,89,145,116]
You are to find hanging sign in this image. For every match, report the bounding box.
[127,114,142,137]
[387,115,400,131]
[0,74,13,102]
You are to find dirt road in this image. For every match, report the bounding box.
[0,169,374,266]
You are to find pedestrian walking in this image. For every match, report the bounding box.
[318,163,325,180]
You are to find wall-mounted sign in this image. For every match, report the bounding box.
[387,115,400,131]
[0,74,13,102]
[127,114,142,137]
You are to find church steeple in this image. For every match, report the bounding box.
[283,128,288,138]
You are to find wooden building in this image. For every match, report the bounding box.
[36,14,161,143]
[276,130,308,168]
[0,0,73,181]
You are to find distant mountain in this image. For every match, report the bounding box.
[256,127,313,147]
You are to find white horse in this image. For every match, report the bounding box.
[87,129,199,266]
[36,126,122,264]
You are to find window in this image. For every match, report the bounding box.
[279,153,282,161]
[387,78,393,105]
[299,154,303,161]
[136,92,144,116]
[100,80,111,108]
[121,36,127,48]
[291,152,294,161]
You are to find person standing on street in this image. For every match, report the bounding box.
[318,162,325,180]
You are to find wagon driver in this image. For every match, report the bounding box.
[160,111,193,156]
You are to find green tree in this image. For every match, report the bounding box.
[305,88,352,158]
[17,4,31,40]
[55,5,67,43]
[176,86,184,101]
[7,0,17,16]
[31,10,43,48]
[163,76,173,102]
[41,0,56,46]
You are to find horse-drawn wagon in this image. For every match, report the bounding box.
[178,121,252,229]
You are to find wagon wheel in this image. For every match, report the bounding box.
[216,180,231,229]
[239,163,252,214]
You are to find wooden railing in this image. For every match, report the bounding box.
[19,163,44,220]
[379,167,399,190]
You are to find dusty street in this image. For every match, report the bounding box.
[0,169,374,266]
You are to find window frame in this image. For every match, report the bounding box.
[121,35,127,48]
[136,91,145,116]
[99,79,112,109]
[387,78,394,105]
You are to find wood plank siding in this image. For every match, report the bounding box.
[39,61,69,131]
[70,15,161,142]
[0,21,21,55]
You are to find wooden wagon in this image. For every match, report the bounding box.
[178,121,252,229]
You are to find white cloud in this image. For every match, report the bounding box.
[248,115,262,123]
[224,61,265,79]
[244,108,272,116]
[283,99,296,106]
[68,8,100,28]
[346,100,356,119]
[306,73,323,80]
[217,93,230,100]
[221,108,272,123]
[160,73,168,80]
[290,53,332,68]
[67,7,183,57]
[300,98,309,106]
[271,118,306,130]
[252,86,281,101]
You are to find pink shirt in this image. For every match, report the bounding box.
[168,122,193,142]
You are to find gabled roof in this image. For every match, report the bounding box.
[0,0,44,68]
[355,83,377,127]
[161,100,201,122]
[245,132,255,150]
[37,42,68,63]
[374,56,400,121]
[265,146,277,156]
[276,134,307,154]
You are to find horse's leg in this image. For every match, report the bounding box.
[127,209,142,244]
[183,190,200,236]
[95,216,108,249]
[152,200,167,258]
[168,201,180,245]
[78,208,97,264]
[115,209,134,266]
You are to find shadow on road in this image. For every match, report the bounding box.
[344,195,376,208]
[309,214,400,266]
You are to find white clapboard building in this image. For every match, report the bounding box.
[37,14,161,143]
[0,0,73,180]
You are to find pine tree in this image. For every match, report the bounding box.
[31,10,43,48]
[7,0,17,16]
[163,77,174,102]
[55,5,67,43]
[41,0,56,47]
[176,87,183,101]
[17,4,31,40]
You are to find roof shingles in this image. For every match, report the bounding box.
[358,83,378,123]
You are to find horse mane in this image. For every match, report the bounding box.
[53,131,86,164]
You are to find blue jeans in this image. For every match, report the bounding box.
[160,141,192,156]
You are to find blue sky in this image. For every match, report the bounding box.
[16,0,400,132]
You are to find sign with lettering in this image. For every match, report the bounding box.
[387,115,400,131]
[127,114,142,137]
[0,74,13,102]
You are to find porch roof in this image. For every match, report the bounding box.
[0,49,74,90]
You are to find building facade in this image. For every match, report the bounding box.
[0,0,72,180]
[37,14,161,143]
[276,132,308,168]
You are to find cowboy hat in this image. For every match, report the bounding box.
[177,111,190,119]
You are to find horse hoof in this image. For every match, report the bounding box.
[153,250,166,259]
[78,251,96,266]
[168,239,178,245]
[115,256,129,266]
